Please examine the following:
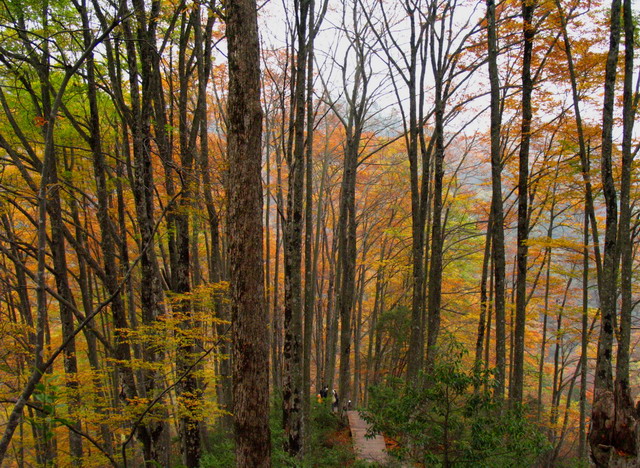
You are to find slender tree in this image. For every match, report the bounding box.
[510,0,537,405]
[282,0,311,456]
[611,0,638,462]
[486,0,506,402]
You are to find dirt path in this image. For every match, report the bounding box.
[347,410,390,465]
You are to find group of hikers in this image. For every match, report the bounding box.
[317,385,351,413]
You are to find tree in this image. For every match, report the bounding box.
[612,0,639,464]
[510,0,537,406]
[486,0,507,402]
[589,0,622,465]
[226,0,271,465]
[282,0,312,457]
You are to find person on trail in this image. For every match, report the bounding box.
[332,389,339,413]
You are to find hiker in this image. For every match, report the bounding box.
[332,389,339,413]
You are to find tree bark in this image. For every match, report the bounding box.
[579,210,589,462]
[486,0,506,402]
[475,207,492,368]
[590,0,621,465]
[226,0,271,464]
[612,0,638,462]
[510,0,536,405]
[425,8,446,363]
[302,0,317,442]
[283,0,310,455]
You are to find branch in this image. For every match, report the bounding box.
[0,188,181,464]
[121,324,231,468]
[0,399,119,467]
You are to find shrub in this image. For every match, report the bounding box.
[363,339,550,467]
[201,396,356,467]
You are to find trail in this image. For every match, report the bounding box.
[347,410,391,465]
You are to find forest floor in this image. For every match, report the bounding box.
[325,424,353,450]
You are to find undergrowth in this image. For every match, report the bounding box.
[201,398,357,467]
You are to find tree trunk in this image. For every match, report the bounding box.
[172,8,216,465]
[590,0,621,464]
[273,166,283,391]
[283,0,310,455]
[510,0,536,405]
[313,145,331,391]
[366,240,387,401]
[486,0,506,402]
[579,211,589,462]
[226,0,271,464]
[425,59,445,365]
[475,207,492,368]
[405,7,427,382]
[324,228,339,390]
[74,6,137,458]
[612,0,638,462]
[337,135,358,411]
[302,0,317,442]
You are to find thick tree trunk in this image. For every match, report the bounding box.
[337,136,358,411]
[483,265,493,393]
[226,0,271,464]
[590,1,621,465]
[589,1,622,465]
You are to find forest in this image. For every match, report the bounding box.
[0,0,637,466]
